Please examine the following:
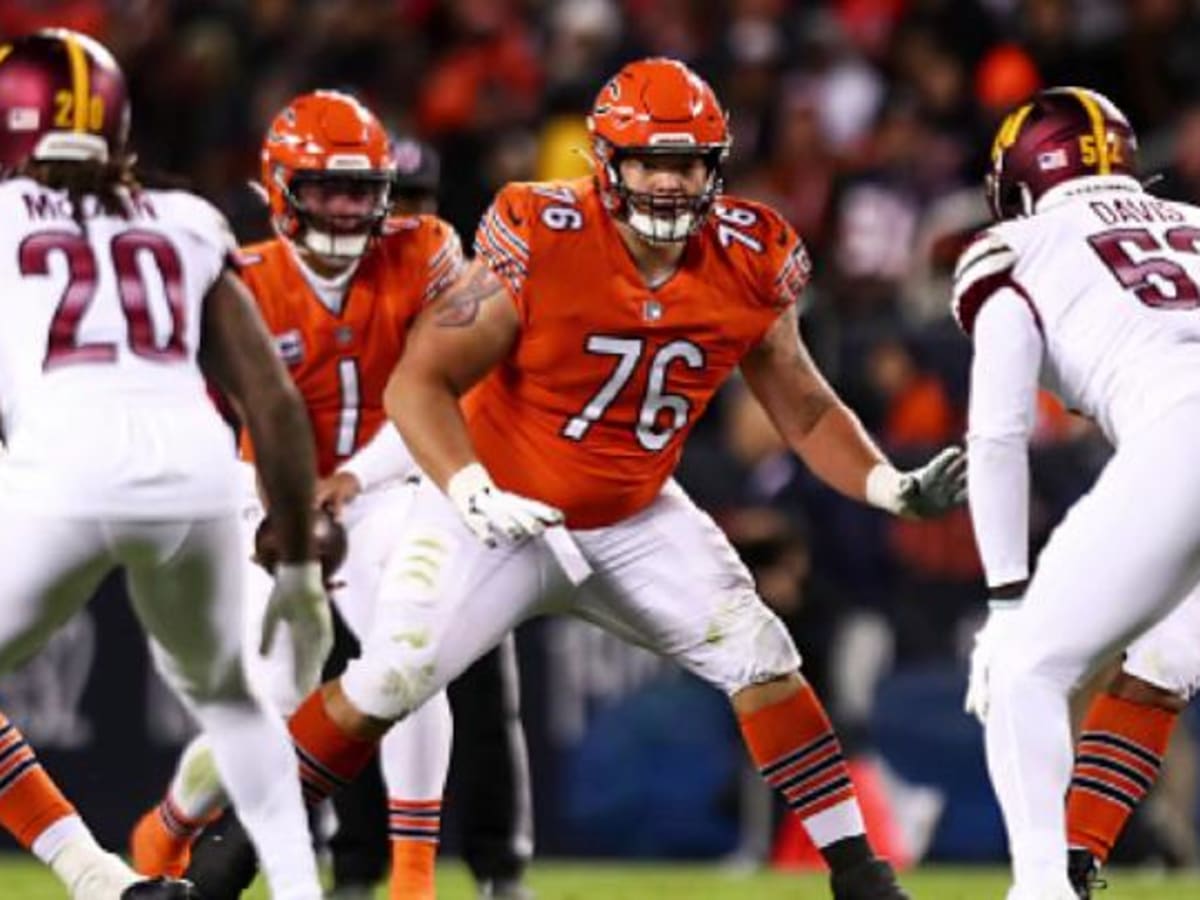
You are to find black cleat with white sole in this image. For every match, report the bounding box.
[1068,848,1105,900]
[121,877,202,899]
[830,858,912,900]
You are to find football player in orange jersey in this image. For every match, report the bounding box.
[128,92,461,900]
[281,59,967,900]
[316,136,537,900]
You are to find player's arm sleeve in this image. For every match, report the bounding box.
[966,291,1043,590]
[336,422,417,490]
[757,208,813,313]
[472,184,532,315]
[423,221,467,307]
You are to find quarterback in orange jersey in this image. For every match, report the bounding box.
[129,92,460,900]
[281,59,966,900]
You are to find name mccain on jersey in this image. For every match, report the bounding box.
[21,190,159,222]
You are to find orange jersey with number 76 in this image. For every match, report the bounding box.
[238,215,464,476]
[464,177,811,528]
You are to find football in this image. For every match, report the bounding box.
[253,507,348,580]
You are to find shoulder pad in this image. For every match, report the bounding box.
[952,231,1019,336]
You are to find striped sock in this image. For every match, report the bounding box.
[738,684,865,852]
[1066,692,1178,863]
[130,795,208,877]
[0,711,76,849]
[288,689,379,807]
[388,799,441,900]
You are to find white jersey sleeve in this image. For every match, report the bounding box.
[965,292,1043,589]
[337,421,417,491]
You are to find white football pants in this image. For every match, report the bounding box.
[986,397,1200,890]
[0,511,322,900]
[341,478,802,722]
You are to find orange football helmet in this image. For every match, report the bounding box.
[587,57,730,243]
[261,91,392,260]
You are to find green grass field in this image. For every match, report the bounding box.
[1,859,1198,899]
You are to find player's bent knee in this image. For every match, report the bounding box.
[705,596,802,696]
[991,639,1081,698]
[174,652,252,705]
[339,647,441,723]
[1125,631,1200,701]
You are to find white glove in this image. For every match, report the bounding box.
[259,561,334,696]
[964,601,1022,724]
[447,463,564,547]
[866,446,968,519]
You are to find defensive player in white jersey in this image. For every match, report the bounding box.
[955,86,1200,900]
[0,30,331,900]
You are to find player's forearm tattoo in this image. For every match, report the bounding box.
[434,264,506,327]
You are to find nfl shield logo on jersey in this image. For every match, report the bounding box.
[643,299,664,322]
[274,329,305,365]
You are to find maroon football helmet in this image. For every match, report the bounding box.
[0,29,130,172]
[986,86,1138,220]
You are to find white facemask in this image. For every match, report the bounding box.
[625,207,697,244]
[301,228,371,260]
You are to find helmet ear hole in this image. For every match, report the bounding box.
[999,182,1025,219]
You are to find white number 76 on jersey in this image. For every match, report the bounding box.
[561,336,704,451]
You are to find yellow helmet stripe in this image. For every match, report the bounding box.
[0,45,12,67]
[991,102,1034,162]
[1069,87,1110,175]
[62,32,89,132]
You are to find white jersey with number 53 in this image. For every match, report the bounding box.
[954,178,1200,446]
[0,176,240,517]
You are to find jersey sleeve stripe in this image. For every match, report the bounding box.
[955,243,1013,282]
[774,247,812,307]
[954,267,1045,338]
[424,236,467,304]
[486,207,529,258]
[474,231,527,298]
[475,227,528,277]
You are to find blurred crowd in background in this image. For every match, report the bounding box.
[6,0,1200,868]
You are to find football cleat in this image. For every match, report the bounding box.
[1067,848,1106,900]
[183,808,259,900]
[829,857,912,900]
[120,877,202,899]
